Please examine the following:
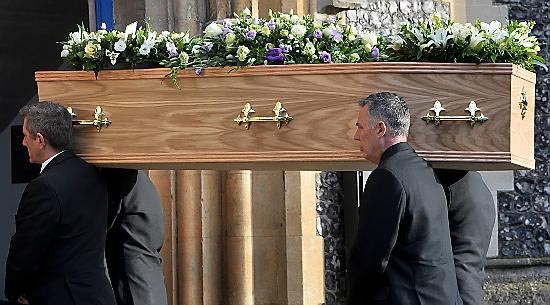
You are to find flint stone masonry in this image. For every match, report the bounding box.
[494,0,550,258]
[317,171,346,305]
[343,0,450,35]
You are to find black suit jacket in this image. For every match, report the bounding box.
[435,170,495,305]
[5,151,116,305]
[348,143,461,305]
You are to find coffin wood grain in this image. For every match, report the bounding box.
[35,62,536,170]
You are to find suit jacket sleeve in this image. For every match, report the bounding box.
[5,180,60,301]
[348,168,406,304]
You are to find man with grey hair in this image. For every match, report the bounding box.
[5,102,116,305]
[348,92,461,305]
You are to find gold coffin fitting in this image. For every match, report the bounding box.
[234,101,293,129]
[422,101,488,126]
[67,106,112,132]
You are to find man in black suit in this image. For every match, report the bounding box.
[348,92,461,305]
[434,170,496,305]
[102,168,168,305]
[5,102,116,305]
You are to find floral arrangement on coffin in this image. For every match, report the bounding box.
[60,8,382,85]
[386,15,544,70]
[60,22,200,72]
[59,8,543,86]
[161,8,382,84]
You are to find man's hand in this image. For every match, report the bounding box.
[17,295,29,305]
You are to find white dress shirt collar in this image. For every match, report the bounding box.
[40,150,65,173]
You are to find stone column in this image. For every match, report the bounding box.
[224,170,255,305]
[148,170,178,305]
[176,170,204,305]
[285,171,325,305]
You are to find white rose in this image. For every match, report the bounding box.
[291,15,301,24]
[60,49,69,58]
[70,32,82,44]
[204,22,223,38]
[139,44,151,55]
[291,24,307,38]
[304,41,316,57]
[241,8,251,16]
[237,45,250,61]
[360,32,378,49]
[114,39,127,52]
[179,52,189,65]
[225,32,236,45]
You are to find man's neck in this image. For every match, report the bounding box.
[382,136,407,152]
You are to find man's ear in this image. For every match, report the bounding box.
[376,121,387,138]
[35,132,47,148]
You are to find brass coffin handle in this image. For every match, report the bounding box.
[421,101,488,126]
[519,87,528,120]
[234,101,293,129]
[67,106,112,132]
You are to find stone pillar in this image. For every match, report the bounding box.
[148,170,178,305]
[176,170,204,305]
[224,170,255,305]
[285,171,325,305]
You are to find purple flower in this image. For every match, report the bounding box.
[330,29,342,43]
[267,19,276,30]
[223,19,232,28]
[280,44,292,53]
[203,42,213,52]
[371,46,380,60]
[253,18,260,25]
[222,27,233,36]
[327,16,336,23]
[319,51,331,63]
[246,30,257,40]
[266,47,284,63]
[168,49,178,58]
[313,29,322,39]
[194,67,202,76]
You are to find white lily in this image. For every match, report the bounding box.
[429,28,453,48]
[125,22,137,39]
[105,49,120,65]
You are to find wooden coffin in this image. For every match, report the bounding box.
[35,62,535,170]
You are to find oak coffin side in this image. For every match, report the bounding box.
[35,62,536,170]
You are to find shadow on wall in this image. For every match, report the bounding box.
[0,0,89,299]
[0,0,89,132]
